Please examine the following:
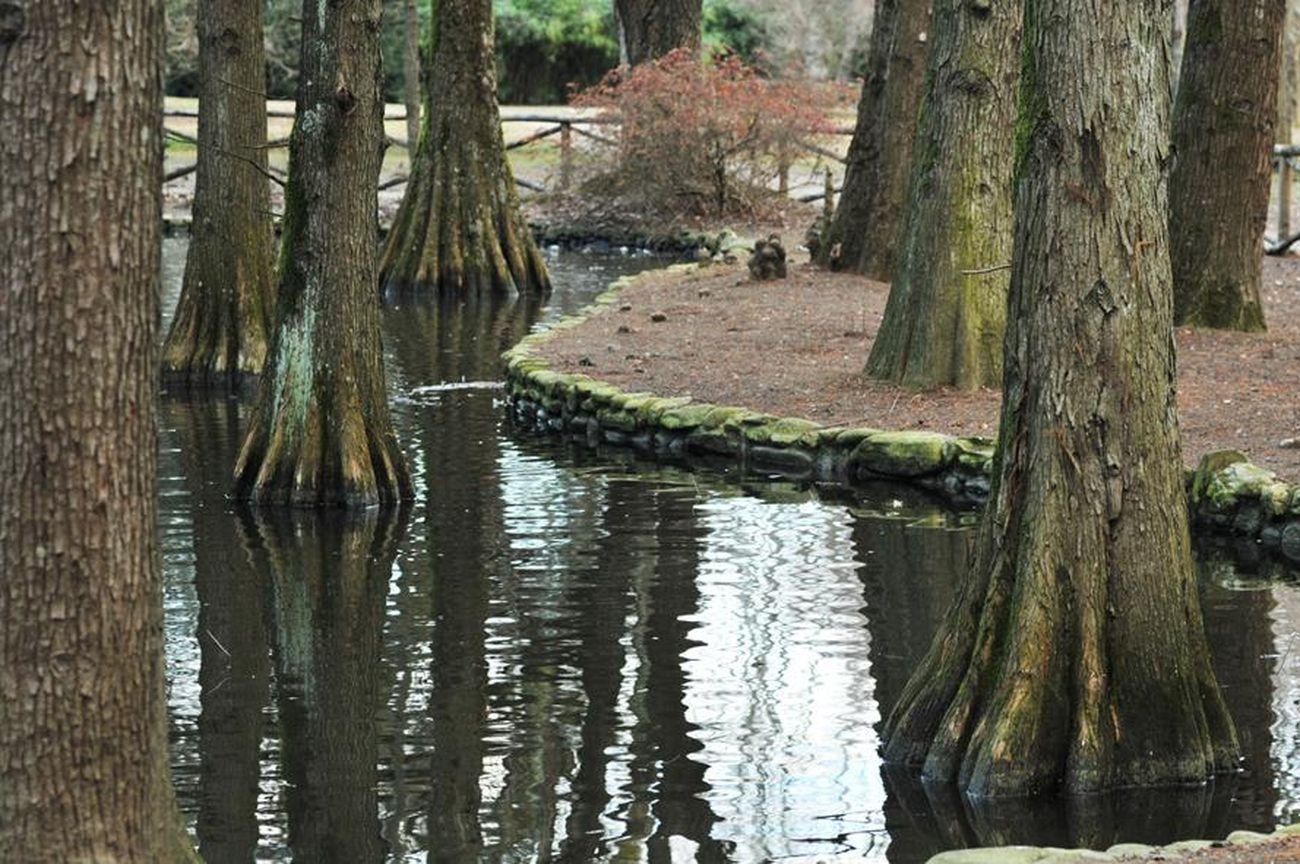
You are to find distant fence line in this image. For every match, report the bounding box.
[163,108,1300,233]
[162,107,854,202]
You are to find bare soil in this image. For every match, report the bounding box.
[536,255,1300,483]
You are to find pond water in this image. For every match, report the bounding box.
[160,238,1300,863]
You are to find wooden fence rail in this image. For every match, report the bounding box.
[162,109,854,200]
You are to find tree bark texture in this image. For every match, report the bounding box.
[402,0,421,148]
[614,0,703,66]
[0,2,197,859]
[234,0,413,507]
[817,0,932,281]
[883,0,1240,797]
[1169,0,1284,332]
[162,0,276,390]
[378,0,550,296]
[865,0,1021,390]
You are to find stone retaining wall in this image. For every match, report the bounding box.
[505,268,1300,565]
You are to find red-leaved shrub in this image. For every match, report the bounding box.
[570,49,838,219]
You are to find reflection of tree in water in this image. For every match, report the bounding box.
[856,515,1275,860]
[382,289,540,385]
[240,507,406,864]
[622,483,732,863]
[168,397,271,864]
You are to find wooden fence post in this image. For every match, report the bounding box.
[560,122,573,191]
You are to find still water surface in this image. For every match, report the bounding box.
[159,238,1300,862]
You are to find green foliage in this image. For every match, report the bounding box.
[703,0,770,69]
[494,0,618,104]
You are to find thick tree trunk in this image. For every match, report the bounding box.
[816,0,932,281]
[1171,0,1189,97]
[614,0,703,66]
[402,0,421,148]
[0,3,197,860]
[1169,0,1284,332]
[379,0,550,296]
[234,0,412,507]
[163,0,276,389]
[883,0,1240,797]
[865,0,1020,390]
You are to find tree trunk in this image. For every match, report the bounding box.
[614,0,703,66]
[0,2,197,859]
[379,0,550,296]
[1280,1,1300,144]
[162,0,276,390]
[1169,0,1284,332]
[402,0,421,148]
[234,0,412,507]
[865,0,1021,390]
[816,0,932,281]
[1171,0,1189,97]
[883,0,1240,797]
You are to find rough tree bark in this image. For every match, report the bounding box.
[883,0,1240,797]
[614,0,702,66]
[379,0,550,295]
[1169,0,1284,332]
[234,0,412,507]
[865,0,1021,390]
[816,0,932,281]
[0,2,197,859]
[402,0,421,148]
[162,0,276,389]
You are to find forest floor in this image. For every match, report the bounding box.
[534,250,1300,484]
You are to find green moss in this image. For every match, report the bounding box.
[743,417,823,448]
[635,396,694,424]
[660,403,717,431]
[1191,449,1250,503]
[1204,461,1278,511]
[850,430,956,478]
[832,427,883,447]
[595,407,639,432]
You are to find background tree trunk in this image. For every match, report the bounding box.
[614,0,703,65]
[816,0,932,281]
[883,0,1239,797]
[402,0,421,148]
[379,0,550,296]
[865,0,1020,390]
[1171,0,1189,97]
[163,0,276,389]
[0,2,196,859]
[1169,0,1284,332]
[234,0,412,507]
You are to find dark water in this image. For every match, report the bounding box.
[159,238,1300,863]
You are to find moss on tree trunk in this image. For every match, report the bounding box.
[866,0,1021,390]
[1169,0,1284,332]
[234,0,412,507]
[0,2,197,859]
[816,0,932,282]
[162,0,275,389]
[614,0,702,65]
[883,0,1240,798]
[379,0,550,296]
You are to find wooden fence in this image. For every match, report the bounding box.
[162,107,853,202]
[163,108,1300,239]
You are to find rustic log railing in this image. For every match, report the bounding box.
[162,107,853,202]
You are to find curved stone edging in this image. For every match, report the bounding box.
[926,826,1300,863]
[502,267,1300,563]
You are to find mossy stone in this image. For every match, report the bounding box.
[660,403,717,431]
[1204,461,1278,511]
[744,417,822,448]
[595,407,638,433]
[636,396,693,425]
[850,431,957,478]
[1191,449,1249,503]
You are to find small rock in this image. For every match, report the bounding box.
[698,288,711,298]
[619,303,632,312]
[616,325,631,334]
[578,357,594,367]
[650,312,667,322]
[1281,437,1300,449]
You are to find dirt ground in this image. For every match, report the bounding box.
[535,254,1300,484]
